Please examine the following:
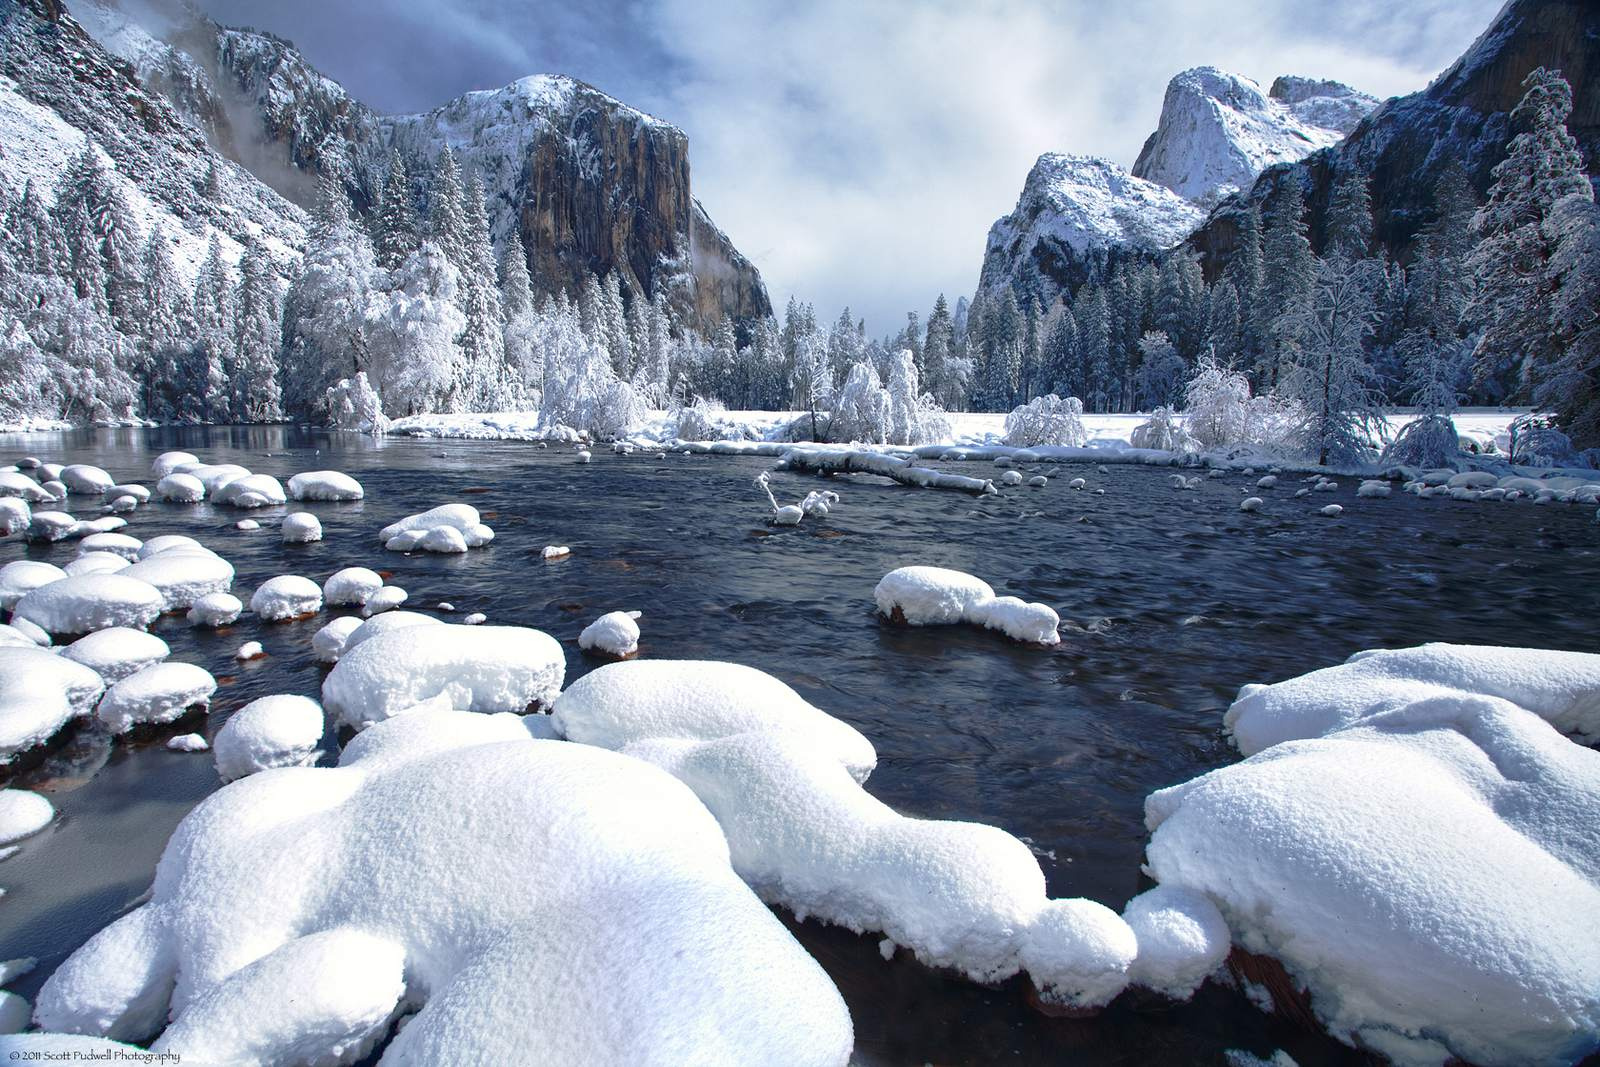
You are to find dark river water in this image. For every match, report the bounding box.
[2,426,1598,1066]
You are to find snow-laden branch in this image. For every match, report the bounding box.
[777,449,996,495]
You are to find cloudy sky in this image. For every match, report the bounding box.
[198,0,1502,333]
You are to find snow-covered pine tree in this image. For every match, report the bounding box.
[1541,190,1600,447]
[456,175,509,410]
[136,229,192,420]
[1042,303,1079,398]
[600,272,633,381]
[8,179,66,275]
[793,317,832,440]
[1205,278,1243,366]
[1469,68,1591,407]
[1325,171,1375,261]
[282,175,380,419]
[984,288,1023,410]
[501,235,540,407]
[428,149,469,271]
[1135,330,1186,410]
[366,240,466,416]
[1227,204,1265,373]
[828,307,863,387]
[190,234,236,422]
[922,294,953,406]
[373,151,420,272]
[1256,178,1315,388]
[1284,254,1384,465]
[1072,282,1111,412]
[233,241,285,422]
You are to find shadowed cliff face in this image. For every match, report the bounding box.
[1189,0,1600,279]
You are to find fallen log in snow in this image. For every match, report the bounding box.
[778,449,996,495]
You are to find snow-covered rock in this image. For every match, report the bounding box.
[419,525,467,553]
[0,789,53,845]
[234,641,264,661]
[102,483,149,505]
[322,567,382,607]
[378,504,479,542]
[0,647,104,761]
[186,593,242,628]
[25,510,80,542]
[137,534,204,559]
[12,573,163,635]
[280,512,323,544]
[0,471,52,503]
[578,610,642,658]
[340,611,441,655]
[213,695,325,782]
[553,660,876,783]
[212,474,287,509]
[95,662,217,734]
[287,471,364,502]
[156,473,205,503]
[152,452,199,478]
[1146,644,1600,1065]
[166,734,209,753]
[311,617,363,664]
[60,627,169,683]
[874,566,1060,645]
[120,550,234,611]
[1131,67,1376,206]
[249,576,322,621]
[323,624,565,731]
[60,464,113,495]
[31,709,850,1065]
[77,532,141,560]
[0,498,29,536]
[555,662,1137,1010]
[360,586,407,617]
[0,560,65,611]
[1120,885,1231,999]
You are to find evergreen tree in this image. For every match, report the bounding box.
[922,294,954,406]
[1072,283,1111,412]
[190,233,236,422]
[1540,188,1600,446]
[1468,68,1590,404]
[455,174,508,409]
[1135,330,1186,410]
[1042,304,1079,397]
[428,149,469,270]
[1020,296,1044,401]
[501,235,541,404]
[282,176,379,418]
[1285,255,1384,465]
[1227,204,1265,372]
[601,272,633,380]
[373,151,420,271]
[233,241,284,421]
[1256,178,1316,388]
[136,229,192,419]
[9,179,65,275]
[1205,278,1243,365]
[984,288,1023,409]
[1325,171,1375,260]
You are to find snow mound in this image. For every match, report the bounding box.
[249,576,322,622]
[340,611,441,655]
[186,593,242,628]
[311,617,363,663]
[167,734,209,753]
[0,498,29,536]
[235,641,264,661]
[213,474,287,509]
[1146,644,1600,1065]
[213,695,325,782]
[78,532,142,561]
[361,586,407,617]
[32,709,852,1066]
[96,662,217,733]
[556,666,1136,1009]
[12,574,163,635]
[120,550,234,611]
[0,560,66,611]
[379,504,479,542]
[66,553,130,577]
[156,473,205,503]
[553,660,877,783]
[25,511,80,542]
[323,625,565,730]
[578,610,641,658]
[60,627,169,683]
[1356,480,1391,498]
[0,647,104,761]
[875,566,1060,645]
[0,789,53,845]
[1121,885,1230,998]
[102,484,149,505]
[152,452,198,478]
[60,465,113,495]
[281,513,323,544]
[287,471,364,502]
[0,471,53,503]
[323,567,383,606]
[138,535,204,559]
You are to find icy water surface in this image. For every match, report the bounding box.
[3,425,1599,1066]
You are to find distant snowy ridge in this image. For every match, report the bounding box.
[976,154,1204,308]
[1131,67,1377,206]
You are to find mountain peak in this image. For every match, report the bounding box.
[1131,66,1377,206]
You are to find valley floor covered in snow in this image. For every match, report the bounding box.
[0,424,1596,1067]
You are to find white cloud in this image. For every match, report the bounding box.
[641,0,1503,332]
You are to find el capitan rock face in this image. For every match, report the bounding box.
[1189,0,1600,278]
[63,0,769,330]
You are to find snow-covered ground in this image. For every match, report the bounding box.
[390,407,1525,470]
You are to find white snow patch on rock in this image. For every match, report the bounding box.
[249,576,322,622]
[186,593,242,628]
[96,662,217,734]
[60,627,169,684]
[281,513,323,544]
[578,610,641,658]
[12,574,163,635]
[0,560,66,611]
[287,471,363,502]
[213,695,325,782]
[360,586,407,617]
[0,789,53,845]
[322,567,383,607]
[120,550,234,611]
[0,647,104,761]
[875,566,1060,645]
[311,617,363,664]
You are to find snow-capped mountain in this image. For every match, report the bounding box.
[1189,0,1600,277]
[0,0,307,284]
[1131,67,1376,206]
[976,154,1204,309]
[60,0,770,329]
